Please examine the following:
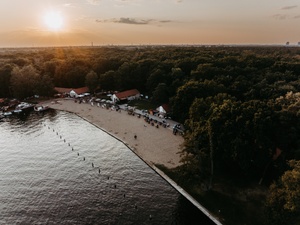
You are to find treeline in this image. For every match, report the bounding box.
[0,46,299,224]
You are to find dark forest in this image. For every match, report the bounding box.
[0,46,299,225]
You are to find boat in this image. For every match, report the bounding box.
[34,105,49,112]
[13,109,23,114]
[15,102,34,112]
[3,111,12,117]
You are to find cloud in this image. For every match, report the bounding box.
[176,0,183,3]
[159,20,172,23]
[86,0,101,5]
[96,18,173,25]
[115,18,151,25]
[272,12,300,20]
[96,18,150,25]
[281,5,297,10]
[272,14,288,20]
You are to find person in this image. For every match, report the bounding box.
[134,134,137,139]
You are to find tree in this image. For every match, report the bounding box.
[35,74,54,97]
[85,70,98,93]
[168,67,185,96]
[152,83,169,104]
[10,64,54,98]
[43,60,57,78]
[10,65,39,99]
[99,70,117,91]
[171,80,225,123]
[54,58,89,88]
[276,91,300,114]
[183,94,295,187]
[146,69,166,93]
[265,160,300,225]
[115,62,146,91]
[183,94,239,188]
[0,64,13,97]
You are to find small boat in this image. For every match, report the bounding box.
[13,109,23,114]
[3,111,12,117]
[34,105,49,112]
[15,102,34,112]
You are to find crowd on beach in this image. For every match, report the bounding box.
[69,95,185,136]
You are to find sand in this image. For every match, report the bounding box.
[45,99,184,169]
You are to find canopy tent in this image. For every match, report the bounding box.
[69,90,78,98]
[156,106,166,114]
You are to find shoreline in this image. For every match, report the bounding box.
[45,98,184,169]
[43,98,222,225]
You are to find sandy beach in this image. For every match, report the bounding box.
[45,99,184,169]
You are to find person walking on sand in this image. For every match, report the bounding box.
[134,134,137,139]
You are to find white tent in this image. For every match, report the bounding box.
[156,106,167,114]
[69,90,78,98]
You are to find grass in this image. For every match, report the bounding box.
[156,164,268,225]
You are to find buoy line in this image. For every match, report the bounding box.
[42,122,146,218]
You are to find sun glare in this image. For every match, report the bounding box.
[44,11,63,31]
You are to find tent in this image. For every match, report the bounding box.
[156,106,167,114]
[70,90,78,98]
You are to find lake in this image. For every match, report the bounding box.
[0,110,214,225]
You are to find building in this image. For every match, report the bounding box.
[54,87,89,97]
[111,89,140,103]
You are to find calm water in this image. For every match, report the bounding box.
[0,110,214,225]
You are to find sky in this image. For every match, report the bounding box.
[0,0,299,47]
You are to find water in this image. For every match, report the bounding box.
[0,110,214,225]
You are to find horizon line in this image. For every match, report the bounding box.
[1,43,300,49]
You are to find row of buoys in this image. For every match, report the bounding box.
[44,122,100,171]
[44,123,115,182]
[43,122,153,220]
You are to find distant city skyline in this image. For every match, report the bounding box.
[0,0,299,47]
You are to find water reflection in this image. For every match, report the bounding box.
[0,110,214,225]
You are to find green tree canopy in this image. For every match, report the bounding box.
[171,80,225,122]
[152,83,169,105]
[265,160,300,225]
[0,64,13,97]
[98,70,118,91]
[10,65,40,99]
[85,70,98,93]
[10,65,54,98]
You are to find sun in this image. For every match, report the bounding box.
[44,11,64,31]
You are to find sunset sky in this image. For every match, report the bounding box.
[0,0,299,47]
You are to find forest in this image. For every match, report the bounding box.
[0,45,299,225]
